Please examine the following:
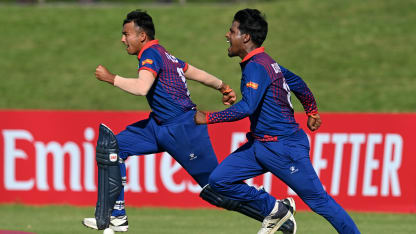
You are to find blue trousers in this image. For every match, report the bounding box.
[111,110,218,216]
[209,129,360,234]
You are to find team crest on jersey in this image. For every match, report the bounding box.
[141,59,153,66]
[246,81,259,90]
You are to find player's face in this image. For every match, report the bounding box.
[121,22,143,55]
[225,21,244,58]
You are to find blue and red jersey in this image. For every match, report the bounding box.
[207,47,317,139]
[137,40,196,123]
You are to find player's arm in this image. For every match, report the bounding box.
[95,65,155,96]
[195,63,269,124]
[280,65,321,131]
[184,64,236,105]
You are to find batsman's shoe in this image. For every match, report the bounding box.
[278,197,297,234]
[83,215,128,232]
[257,200,292,234]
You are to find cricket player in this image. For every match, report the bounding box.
[82,9,237,231]
[195,9,361,234]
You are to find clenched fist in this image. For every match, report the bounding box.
[219,82,236,106]
[222,89,237,105]
[95,65,116,85]
[307,113,322,131]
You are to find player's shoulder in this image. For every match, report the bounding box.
[253,52,276,64]
[140,48,164,68]
[141,46,162,58]
[245,59,268,74]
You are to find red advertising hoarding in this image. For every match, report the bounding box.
[0,110,415,213]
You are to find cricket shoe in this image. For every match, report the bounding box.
[257,200,293,234]
[82,215,128,232]
[278,197,297,234]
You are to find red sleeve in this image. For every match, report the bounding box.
[183,62,189,72]
[139,66,157,78]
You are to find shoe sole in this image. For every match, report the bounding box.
[82,220,128,232]
[82,219,98,230]
[110,226,128,232]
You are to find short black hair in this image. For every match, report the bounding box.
[233,9,268,47]
[123,9,155,40]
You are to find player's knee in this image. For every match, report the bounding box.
[208,171,226,191]
[96,124,119,165]
[209,164,232,184]
[199,184,238,211]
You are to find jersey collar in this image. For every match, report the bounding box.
[138,40,159,60]
[241,47,265,63]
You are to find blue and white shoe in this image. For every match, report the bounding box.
[278,197,297,234]
[257,200,293,234]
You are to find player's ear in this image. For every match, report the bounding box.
[138,31,147,43]
[243,33,250,43]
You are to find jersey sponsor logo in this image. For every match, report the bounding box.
[246,81,259,90]
[141,59,154,66]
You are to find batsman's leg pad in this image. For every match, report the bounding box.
[200,184,265,222]
[95,124,123,230]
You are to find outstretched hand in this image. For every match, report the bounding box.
[194,110,208,125]
[95,65,116,85]
[307,113,322,131]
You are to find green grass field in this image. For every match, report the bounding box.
[1,0,415,233]
[1,204,415,234]
[1,0,415,112]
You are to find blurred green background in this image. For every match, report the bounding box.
[1,1,416,233]
[1,0,415,112]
